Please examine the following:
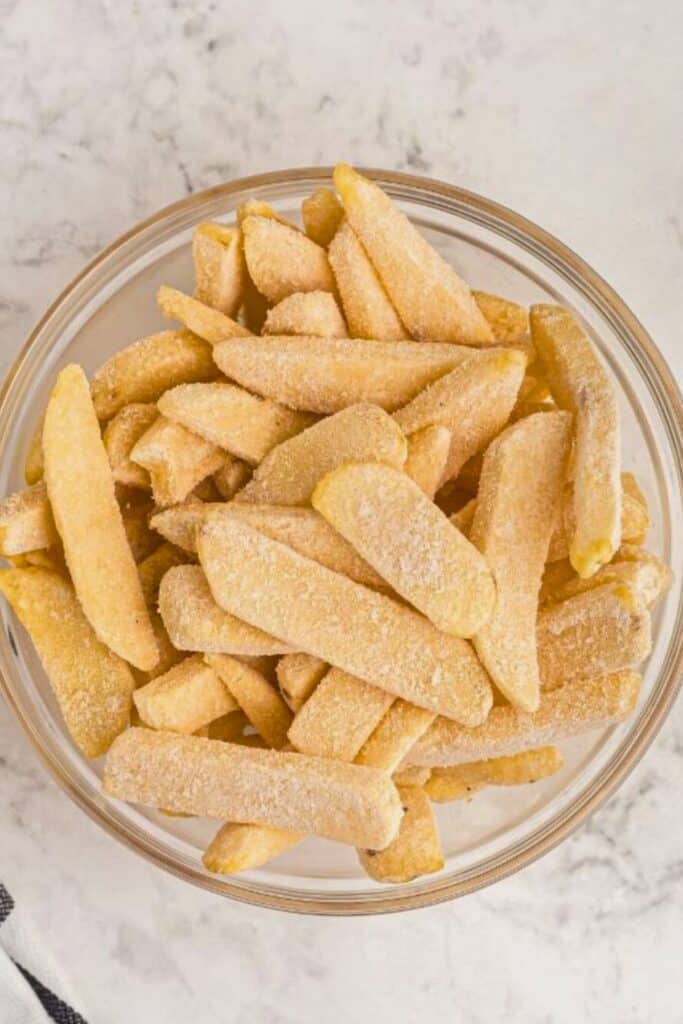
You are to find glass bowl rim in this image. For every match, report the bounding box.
[1,166,682,916]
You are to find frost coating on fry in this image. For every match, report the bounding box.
[242,215,335,304]
[43,365,158,671]
[394,350,527,483]
[404,426,452,498]
[359,785,443,883]
[425,747,564,802]
[277,654,329,711]
[263,291,347,338]
[134,654,237,734]
[206,654,293,749]
[531,304,621,577]
[546,549,672,610]
[355,701,435,773]
[313,462,495,638]
[328,220,408,341]
[159,565,293,656]
[203,822,304,874]
[302,187,344,247]
[0,483,58,557]
[157,286,251,343]
[334,164,493,345]
[472,292,530,345]
[235,404,407,507]
[192,222,246,317]
[158,382,314,465]
[198,515,492,724]
[288,668,394,761]
[103,403,158,489]
[471,411,572,712]
[104,728,403,849]
[409,671,642,767]
[91,330,218,420]
[0,568,134,757]
[213,336,476,414]
[130,416,226,507]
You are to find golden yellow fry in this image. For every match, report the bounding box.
[236,199,296,227]
[104,728,403,849]
[43,366,157,671]
[472,291,531,346]
[355,701,435,773]
[212,335,475,414]
[236,404,407,507]
[24,422,44,484]
[288,668,394,761]
[471,411,572,712]
[213,457,251,500]
[404,426,452,498]
[117,488,159,563]
[157,381,314,465]
[327,220,409,341]
[0,568,134,757]
[313,462,495,638]
[276,653,329,711]
[137,542,189,606]
[130,416,226,507]
[409,670,641,767]
[545,548,672,610]
[392,765,432,787]
[149,501,212,552]
[531,304,621,577]
[133,654,238,734]
[393,349,527,483]
[203,822,304,874]
[358,785,443,883]
[242,215,335,304]
[263,291,347,338]
[0,484,57,557]
[425,746,564,801]
[102,403,158,489]
[548,480,648,563]
[334,163,493,345]
[206,654,293,749]
[91,330,219,421]
[159,564,292,656]
[199,513,492,724]
[192,222,246,317]
[157,285,251,344]
[301,187,344,247]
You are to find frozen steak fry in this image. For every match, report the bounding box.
[404,426,452,498]
[313,462,495,638]
[358,784,443,883]
[0,568,134,757]
[263,291,347,338]
[157,286,251,343]
[133,654,238,734]
[334,163,493,345]
[130,416,226,507]
[104,728,403,849]
[159,564,292,656]
[470,411,572,712]
[531,305,621,577]
[212,335,475,414]
[206,654,293,749]
[546,548,672,610]
[276,653,329,711]
[302,187,344,247]
[198,515,492,724]
[203,822,304,874]
[103,403,158,489]
[43,365,158,671]
[355,701,435,774]
[0,483,58,557]
[235,404,407,507]
[472,291,531,345]
[425,746,564,801]
[328,220,409,341]
[242,215,335,303]
[192,222,246,317]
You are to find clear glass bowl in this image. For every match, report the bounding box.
[1,168,681,915]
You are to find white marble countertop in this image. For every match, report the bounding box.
[1,1,682,1021]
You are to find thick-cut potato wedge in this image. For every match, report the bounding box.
[0,484,57,557]
[538,582,651,690]
[472,291,531,346]
[409,670,641,767]
[91,330,219,421]
[158,382,314,465]
[130,416,226,507]
[334,163,493,345]
[103,403,158,489]
[394,350,527,483]
[43,365,157,671]
[198,515,492,724]
[548,476,649,563]
[25,423,44,484]
[425,746,564,801]
[236,404,407,507]
[358,784,443,883]
[137,542,189,606]
[546,549,672,610]
[313,462,495,638]
[276,653,329,711]
[355,701,435,773]
[242,215,335,303]
[157,286,251,343]
[531,304,621,577]
[133,654,238,734]
[0,568,134,757]
[237,199,296,227]
[159,565,293,656]
[212,336,476,414]
[206,654,293,749]
[302,187,344,247]
[263,291,347,338]
[104,728,403,849]
[328,220,409,341]
[404,426,452,498]
[203,822,303,874]
[192,222,246,317]
[288,668,394,761]
[471,411,572,712]
[150,501,216,553]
